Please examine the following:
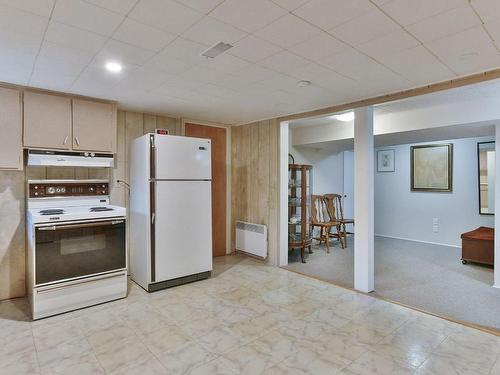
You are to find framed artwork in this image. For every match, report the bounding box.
[411,144,453,192]
[377,149,395,172]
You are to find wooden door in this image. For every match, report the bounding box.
[72,99,116,153]
[23,91,72,150]
[0,87,22,170]
[185,123,227,257]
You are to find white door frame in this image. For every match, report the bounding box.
[279,121,289,266]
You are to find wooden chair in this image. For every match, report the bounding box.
[324,193,354,248]
[310,195,342,253]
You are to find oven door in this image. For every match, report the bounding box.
[35,219,126,285]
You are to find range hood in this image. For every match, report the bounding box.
[28,150,114,168]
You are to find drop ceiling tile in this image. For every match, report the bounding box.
[45,21,107,54]
[259,50,310,74]
[29,68,76,91]
[292,0,374,30]
[319,47,373,72]
[380,0,465,26]
[114,65,173,91]
[484,22,500,48]
[217,65,277,88]
[209,0,287,33]
[203,53,252,74]
[288,63,356,91]
[175,0,224,14]
[254,13,321,48]
[156,37,208,66]
[181,16,247,46]
[379,45,455,84]
[270,0,311,11]
[471,0,500,26]
[329,9,400,46]
[228,35,283,63]
[52,0,124,36]
[0,61,32,85]
[129,0,203,34]
[146,53,193,75]
[179,64,232,85]
[84,0,138,14]
[0,30,41,59]
[425,25,494,61]
[357,29,420,60]
[113,18,176,52]
[406,6,482,43]
[0,0,54,17]
[290,32,349,61]
[37,41,94,76]
[94,39,156,67]
[0,4,48,36]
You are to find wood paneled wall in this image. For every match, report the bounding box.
[231,119,280,265]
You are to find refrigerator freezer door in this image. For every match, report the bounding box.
[153,180,212,282]
[154,135,211,180]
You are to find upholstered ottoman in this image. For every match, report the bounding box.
[460,227,494,266]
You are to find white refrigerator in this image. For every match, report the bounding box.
[130,134,212,292]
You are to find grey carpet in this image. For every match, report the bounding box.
[285,236,500,330]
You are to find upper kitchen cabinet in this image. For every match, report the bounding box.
[23,91,72,150]
[0,87,22,170]
[72,99,116,153]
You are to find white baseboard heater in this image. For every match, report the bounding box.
[235,221,267,259]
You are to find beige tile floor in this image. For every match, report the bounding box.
[1,255,500,375]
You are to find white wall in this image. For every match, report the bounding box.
[289,144,344,195]
[375,137,494,247]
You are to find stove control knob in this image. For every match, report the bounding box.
[34,186,38,190]
[89,187,94,192]
[34,192,38,196]
[61,187,66,193]
[47,187,55,194]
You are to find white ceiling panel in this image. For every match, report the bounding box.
[0,0,54,17]
[44,21,107,54]
[0,0,497,124]
[52,0,124,36]
[128,0,203,34]
[379,45,454,84]
[84,0,138,15]
[94,39,156,67]
[471,0,500,26]
[112,18,176,52]
[175,0,224,14]
[290,32,349,61]
[329,9,400,46]
[293,0,374,30]
[258,50,310,75]
[380,0,466,26]
[228,35,283,63]
[181,16,247,46]
[269,0,311,11]
[357,29,420,61]
[254,13,321,48]
[0,4,48,36]
[406,6,481,43]
[209,0,287,33]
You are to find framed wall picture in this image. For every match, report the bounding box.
[411,144,453,192]
[377,149,395,172]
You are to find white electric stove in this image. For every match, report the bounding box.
[26,180,127,320]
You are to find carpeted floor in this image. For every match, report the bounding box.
[285,236,500,331]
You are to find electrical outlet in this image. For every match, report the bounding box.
[432,218,439,225]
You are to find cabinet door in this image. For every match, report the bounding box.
[0,87,22,170]
[72,99,116,153]
[23,92,72,150]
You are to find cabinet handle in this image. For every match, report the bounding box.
[63,135,69,145]
[75,137,80,146]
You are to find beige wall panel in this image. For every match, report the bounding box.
[0,87,22,170]
[143,114,157,134]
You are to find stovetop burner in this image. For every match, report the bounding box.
[89,207,114,212]
[39,209,65,215]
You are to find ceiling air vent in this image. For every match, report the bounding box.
[201,42,233,58]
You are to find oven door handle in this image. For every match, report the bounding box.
[37,220,124,231]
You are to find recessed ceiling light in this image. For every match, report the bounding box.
[105,61,122,73]
[297,80,311,88]
[329,111,354,122]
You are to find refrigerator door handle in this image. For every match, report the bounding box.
[151,212,155,224]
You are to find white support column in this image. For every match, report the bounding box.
[279,121,289,267]
[494,124,500,288]
[354,106,374,293]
